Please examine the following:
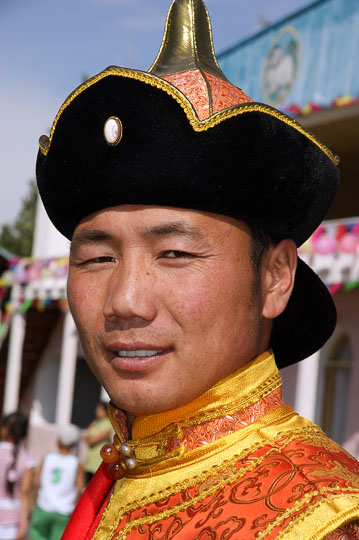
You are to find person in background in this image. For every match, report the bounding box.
[0,412,37,540]
[29,424,84,540]
[83,401,112,484]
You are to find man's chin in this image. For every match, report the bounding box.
[108,391,184,417]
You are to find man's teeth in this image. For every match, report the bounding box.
[117,350,162,357]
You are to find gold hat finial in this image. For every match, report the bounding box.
[149,0,228,80]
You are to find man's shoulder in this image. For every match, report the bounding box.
[73,417,359,540]
[217,422,359,539]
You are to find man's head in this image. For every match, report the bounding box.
[57,423,81,451]
[36,0,339,404]
[67,205,297,415]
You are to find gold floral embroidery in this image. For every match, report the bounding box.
[310,460,359,483]
[166,387,284,452]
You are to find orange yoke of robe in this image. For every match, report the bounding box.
[63,351,359,540]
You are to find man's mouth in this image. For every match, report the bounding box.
[117,350,166,358]
[108,345,173,372]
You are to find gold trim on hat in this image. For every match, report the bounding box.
[39,66,339,166]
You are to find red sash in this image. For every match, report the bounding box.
[61,462,114,540]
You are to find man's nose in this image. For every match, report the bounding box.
[103,254,157,326]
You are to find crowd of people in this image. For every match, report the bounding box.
[0,402,111,540]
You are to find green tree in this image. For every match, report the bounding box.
[0,180,38,257]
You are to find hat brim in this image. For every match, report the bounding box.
[271,257,336,368]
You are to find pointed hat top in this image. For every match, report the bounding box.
[149,0,252,120]
[149,0,227,79]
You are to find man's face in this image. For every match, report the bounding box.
[68,205,269,416]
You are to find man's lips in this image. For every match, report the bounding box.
[107,343,173,371]
[117,349,166,358]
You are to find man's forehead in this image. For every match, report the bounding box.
[72,205,251,241]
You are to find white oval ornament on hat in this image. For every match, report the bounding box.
[104,116,123,146]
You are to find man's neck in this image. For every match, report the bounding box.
[126,412,136,434]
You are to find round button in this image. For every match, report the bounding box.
[120,443,132,457]
[104,116,123,146]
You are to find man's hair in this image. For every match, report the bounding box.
[247,223,272,279]
[1,412,28,496]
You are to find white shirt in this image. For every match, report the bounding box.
[37,452,79,515]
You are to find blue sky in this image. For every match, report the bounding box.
[1,0,312,228]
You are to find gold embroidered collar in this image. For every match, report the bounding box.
[107,350,283,469]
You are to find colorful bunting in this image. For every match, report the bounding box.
[299,220,359,257]
[3,256,69,286]
[344,281,359,292]
[284,94,359,118]
[299,219,359,295]
[20,298,33,313]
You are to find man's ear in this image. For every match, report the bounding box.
[261,239,297,320]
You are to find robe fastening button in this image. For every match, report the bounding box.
[120,443,132,457]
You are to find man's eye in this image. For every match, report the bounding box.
[162,250,193,258]
[82,256,115,265]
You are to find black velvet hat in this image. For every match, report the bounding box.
[36,0,339,368]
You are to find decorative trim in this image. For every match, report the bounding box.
[166,386,284,453]
[39,67,339,166]
[163,372,282,431]
[125,427,341,508]
[273,495,359,540]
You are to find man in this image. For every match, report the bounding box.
[36,1,359,538]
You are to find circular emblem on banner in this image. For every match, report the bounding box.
[262,26,300,105]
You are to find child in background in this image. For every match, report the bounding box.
[83,401,112,484]
[0,412,37,540]
[29,424,84,540]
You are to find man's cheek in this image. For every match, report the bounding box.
[68,279,99,316]
[172,288,213,321]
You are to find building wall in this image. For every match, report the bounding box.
[218,0,359,109]
[333,290,359,442]
[280,361,298,410]
[32,197,69,258]
[71,356,103,429]
[308,290,359,448]
[278,288,359,453]
[22,314,64,423]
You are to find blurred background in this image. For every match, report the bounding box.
[0,0,358,465]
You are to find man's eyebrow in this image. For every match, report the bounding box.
[143,222,207,242]
[70,229,113,249]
